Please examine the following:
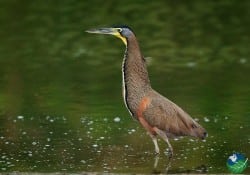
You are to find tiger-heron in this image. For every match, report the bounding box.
[86,26,207,156]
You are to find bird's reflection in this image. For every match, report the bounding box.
[154,154,160,168]
[152,154,172,174]
[152,155,207,174]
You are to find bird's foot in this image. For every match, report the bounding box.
[164,148,173,159]
[155,148,160,155]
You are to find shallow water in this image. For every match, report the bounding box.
[0,0,250,174]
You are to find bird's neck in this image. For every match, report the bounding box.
[123,36,151,89]
[122,35,151,115]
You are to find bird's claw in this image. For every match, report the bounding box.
[155,149,160,155]
[165,148,173,159]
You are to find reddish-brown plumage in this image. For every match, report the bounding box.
[136,97,156,135]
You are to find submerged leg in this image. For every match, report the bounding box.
[148,132,160,154]
[153,127,173,157]
[153,154,160,168]
[137,116,160,154]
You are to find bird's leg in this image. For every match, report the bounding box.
[148,132,160,154]
[137,115,160,154]
[153,127,173,158]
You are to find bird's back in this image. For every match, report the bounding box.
[142,89,207,139]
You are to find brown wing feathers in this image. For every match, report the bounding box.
[140,90,207,139]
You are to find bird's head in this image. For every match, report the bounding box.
[86,25,134,46]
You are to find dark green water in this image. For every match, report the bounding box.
[0,0,250,174]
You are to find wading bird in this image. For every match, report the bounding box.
[86,26,207,156]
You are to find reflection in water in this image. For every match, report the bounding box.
[154,155,160,169]
[152,155,171,174]
[152,154,208,174]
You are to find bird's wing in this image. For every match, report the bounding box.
[143,90,205,138]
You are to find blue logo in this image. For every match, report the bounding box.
[226,153,248,174]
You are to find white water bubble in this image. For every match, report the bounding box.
[78,138,83,141]
[204,117,210,122]
[131,129,136,132]
[114,117,121,122]
[239,58,247,64]
[17,116,24,120]
[62,116,67,121]
[80,117,86,124]
[186,62,197,68]
[128,128,136,134]
[92,144,98,148]
[88,121,94,125]
[80,160,86,164]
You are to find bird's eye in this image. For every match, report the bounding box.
[117,28,122,33]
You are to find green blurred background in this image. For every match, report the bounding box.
[0,0,249,173]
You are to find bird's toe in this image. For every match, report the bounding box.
[165,148,173,159]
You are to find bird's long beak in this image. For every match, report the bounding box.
[86,27,127,45]
[86,27,119,35]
